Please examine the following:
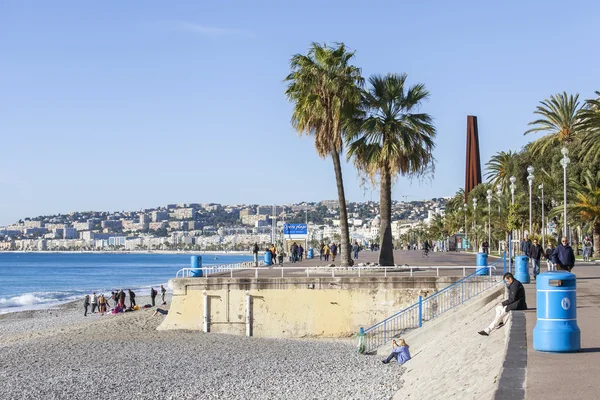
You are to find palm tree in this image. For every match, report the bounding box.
[524,92,585,156]
[285,43,363,267]
[347,73,436,266]
[566,170,600,254]
[579,91,600,163]
[485,150,519,190]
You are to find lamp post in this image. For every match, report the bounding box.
[464,203,468,250]
[509,176,517,205]
[560,147,570,239]
[527,166,535,236]
[539,184,545,249]
[496,184,502,254]
[509,176,517,273]
[487,189,492,252]
[473,198,478,250]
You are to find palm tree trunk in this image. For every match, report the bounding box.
[593,221,600,260]
[331,150,351,266]
[379,167,394,266]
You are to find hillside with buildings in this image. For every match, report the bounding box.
[0,198,447,251]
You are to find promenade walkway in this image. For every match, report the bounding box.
[208,249,486,278]
[523,263,600,399]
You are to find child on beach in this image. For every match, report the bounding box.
[161,285,167,305]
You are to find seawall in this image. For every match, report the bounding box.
[158,276,462,337]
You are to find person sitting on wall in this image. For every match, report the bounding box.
[382,339,411,364]
[478,272,527,336]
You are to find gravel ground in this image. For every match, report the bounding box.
[0,295,404,400]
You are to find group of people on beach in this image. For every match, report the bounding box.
[83,285,167,316]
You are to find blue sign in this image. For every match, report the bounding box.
[283,223,307,235]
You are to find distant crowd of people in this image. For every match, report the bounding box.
[83,285,167,316]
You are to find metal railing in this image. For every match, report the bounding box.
[175,263,506,279]
[176,261,264,278]
[361,257,505,354]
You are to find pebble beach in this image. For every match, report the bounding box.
[0,295,404,400]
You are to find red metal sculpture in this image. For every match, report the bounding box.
[465,115,482,202]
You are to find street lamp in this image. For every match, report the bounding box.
[508,176,517,273]
[539,184,545,249]
[560,147,570,239]
[464,203,468,250]
[496,184,502,254]
[509,176,517,205]
[473,198,478,250]
[527,166,535,236]
[487,189,493,252]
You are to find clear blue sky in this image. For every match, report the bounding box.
[1,0,598,225]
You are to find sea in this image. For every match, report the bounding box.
[0,252,252,314]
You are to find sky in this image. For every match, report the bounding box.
[1,0,599,225]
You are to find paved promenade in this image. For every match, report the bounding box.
[524,263,600,399]
[209,250,493,278]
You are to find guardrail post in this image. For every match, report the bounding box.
[255,268,258,279]
[418,295,423,328]
[436,267,439,277]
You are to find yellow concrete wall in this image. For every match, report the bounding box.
[159,286,430,338]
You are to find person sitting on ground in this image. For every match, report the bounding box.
[551,236,575,272]
[382,339,411,365]
[479,272,527,336]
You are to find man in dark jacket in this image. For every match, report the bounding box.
[530,239,542,278]
[521,235,532,256]
[479,273,527,336]
[552,237,576,272]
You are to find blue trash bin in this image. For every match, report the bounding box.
[264,251,273,266]
[533,271,580,352]
[514,255,530,284]
[190,255,203,277]
[307,248,314,259]
[476,252,489,275]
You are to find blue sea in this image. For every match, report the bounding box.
[0,252,252,314]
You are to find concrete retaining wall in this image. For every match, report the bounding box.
[158,276,462,338]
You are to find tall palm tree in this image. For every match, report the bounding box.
[524,92,585,156]
[485,150,519,190]
[566,169,600,255]
[347,73,436,266]
[285,42,363,267]
[580,91,600,163]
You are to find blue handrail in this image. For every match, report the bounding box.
[360,255,505,354]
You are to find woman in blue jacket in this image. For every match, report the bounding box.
[382,339,411,364]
